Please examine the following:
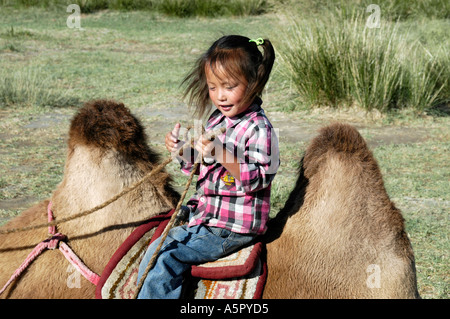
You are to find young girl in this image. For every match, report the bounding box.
[137,35,279,299]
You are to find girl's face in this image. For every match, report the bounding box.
[205,63,249,118]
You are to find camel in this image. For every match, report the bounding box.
[0,100,419,298]
[263,123,420,298]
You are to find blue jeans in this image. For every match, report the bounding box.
[136,223,256,299]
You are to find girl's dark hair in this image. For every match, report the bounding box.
[182,35,275,118]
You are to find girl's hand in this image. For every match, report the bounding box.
[195,134,216,162]
[165,123,181,153]
[196,134,241,181]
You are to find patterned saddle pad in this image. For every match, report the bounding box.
[95,210,267,299]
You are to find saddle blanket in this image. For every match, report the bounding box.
[95,210,267,299]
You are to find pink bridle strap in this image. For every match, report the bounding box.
[59,242,100,285]
[47,202,100,285]
[0,202,100,296]
[0,233,66,295]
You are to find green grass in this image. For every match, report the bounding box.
[0,8,276,108]
[0,5,448,299]
[374,140,449,299]
[0,66,82,108]
[376,142,450,200]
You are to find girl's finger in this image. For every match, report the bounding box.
[171,123,181,142]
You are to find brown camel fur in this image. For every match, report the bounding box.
[0,100,179,298]
[263,123,420,298]
[0,101,419,298]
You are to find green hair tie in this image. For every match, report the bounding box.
[249,38,264,46]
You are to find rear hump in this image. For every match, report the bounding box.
[303,122,369,178]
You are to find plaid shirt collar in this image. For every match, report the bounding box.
[207,97,263,130]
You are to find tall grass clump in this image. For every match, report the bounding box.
[0,67,81,109]
[404,46,449,112]
[156,0,266,17]
[280,13,448,113]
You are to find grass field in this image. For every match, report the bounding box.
[0,3,448,298]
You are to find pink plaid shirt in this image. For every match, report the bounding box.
[180,99,280,234]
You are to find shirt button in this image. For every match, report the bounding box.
[199,197,206,203]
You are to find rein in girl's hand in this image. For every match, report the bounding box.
[165,123,227,165]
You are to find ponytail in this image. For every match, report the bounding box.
[251,38,275,104]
